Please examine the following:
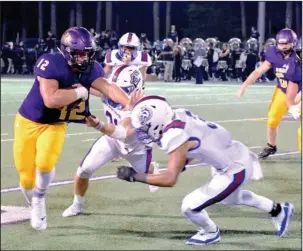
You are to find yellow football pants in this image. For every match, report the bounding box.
[13,113,67,189]
[298,125,302,153]
[267,87,288,129]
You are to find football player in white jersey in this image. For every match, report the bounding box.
[62,66,159,217]
[104,32,152,80]
[116,95,294,245]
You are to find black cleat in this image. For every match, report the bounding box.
[258,144,277,159]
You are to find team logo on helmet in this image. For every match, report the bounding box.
[138,106,153,125]
[130,70,141,87]
[62,32,72,43]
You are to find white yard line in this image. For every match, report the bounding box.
[1,150,299,194]
[1,133,8,136]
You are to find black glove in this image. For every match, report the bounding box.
[117,166,137,182]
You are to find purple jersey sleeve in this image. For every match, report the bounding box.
[264,46,277,64]
[34,53,63,80]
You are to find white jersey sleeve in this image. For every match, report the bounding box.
[104,49,124,67]
[159,120,189,154]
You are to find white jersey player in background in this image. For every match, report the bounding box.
[62,66,159,217]
[104,32,152,80]
[116,95,294,245]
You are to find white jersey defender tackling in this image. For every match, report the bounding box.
[116,95,294,245]
[62,66,159,218]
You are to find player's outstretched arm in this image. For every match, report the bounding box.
[39,77,88,109]
[237,60,271,99]
[91,77,131,109]
[85,115,131,140]
[117,141,189,187]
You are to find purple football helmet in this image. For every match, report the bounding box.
[60,27,96,72]
[276,28,297,55]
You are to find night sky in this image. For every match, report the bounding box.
[1,1,302,42]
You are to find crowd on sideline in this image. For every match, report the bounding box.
[1,26,275,83]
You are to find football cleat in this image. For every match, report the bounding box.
[31,196,47,230]
[272,202,294,237]
[258,145,277,159]
[62,202,83,217]
[186,227,220,245]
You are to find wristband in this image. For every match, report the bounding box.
[95,120,104,130]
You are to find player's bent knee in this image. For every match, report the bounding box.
[20,174,35,190]
[267,117,279,129]
[76,166,92,179]
[36,152,59,173]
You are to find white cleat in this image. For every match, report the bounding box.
[149,162,160,193]
[186,227,220,245]
[62,202,83,217]
[31,196,47,230]
[272,202,294,237]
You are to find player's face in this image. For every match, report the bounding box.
[74,51,89,64]
[122,46,135,55]
[277,42,293,53]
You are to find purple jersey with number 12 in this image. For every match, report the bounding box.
[18,52,104,124]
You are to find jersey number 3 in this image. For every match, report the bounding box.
[59,102,86,121]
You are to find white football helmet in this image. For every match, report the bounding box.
[118,32,140,58]
[131,95,175,143]
[112,65,143,95]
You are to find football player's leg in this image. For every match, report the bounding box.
[259,88,287,159]
[298,125,301,153]
[124,148,159,192]
[62,136,119,217]
[31,123,67,230]
[13,114,39,204]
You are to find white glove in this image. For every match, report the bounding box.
[288,104,301,120]
[74,86,89,100]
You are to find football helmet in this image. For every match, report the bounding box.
[105,65,143,109]
[60,27,96,72]
[131,95,174,144]
[276,28,297,55]
[118,32,140,58]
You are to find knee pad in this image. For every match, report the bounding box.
[76,166,92,179]
[181,195,192,215]
[19,172,35,190]
[267,116,279,129]
[36,152,58,173]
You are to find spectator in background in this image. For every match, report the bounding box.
[45,31,56,53]
[110,31,118,49]
[167,25,178,44]
[1,42,9,74]
[140,33,151,53]
[251,26,260,40]
[218,43,230,81]
[207,42,215,80]
[14,41,26,74]
[7,42,15,74]
[90,28,96,37]
[161,39,174,82]
[193,42,206,84]
[38,38,47,53]
[173,46,182,82]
